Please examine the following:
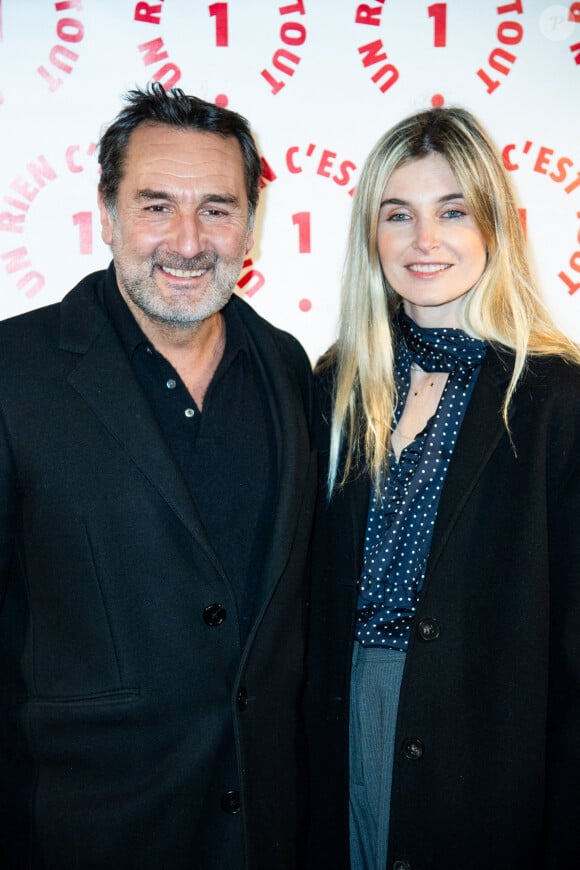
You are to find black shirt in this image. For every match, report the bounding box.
[104,264,276,641]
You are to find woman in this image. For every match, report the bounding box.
[305,106,580,870]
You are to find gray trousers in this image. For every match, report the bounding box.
[349,642,406,870]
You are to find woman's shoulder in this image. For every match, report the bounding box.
[523,353,580,397]
[487,344,580,397]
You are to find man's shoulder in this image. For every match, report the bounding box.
[0,269,107,359]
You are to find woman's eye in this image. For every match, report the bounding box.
[387,212,410,222]
[442,208,465,219]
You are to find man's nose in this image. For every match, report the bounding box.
[170,212,203,257]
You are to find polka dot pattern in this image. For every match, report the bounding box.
[355,311,488,650]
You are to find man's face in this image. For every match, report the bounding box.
[98,123,254,328]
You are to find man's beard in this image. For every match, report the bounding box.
[117,249,244,328]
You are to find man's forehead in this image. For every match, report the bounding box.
[122,124,247,188]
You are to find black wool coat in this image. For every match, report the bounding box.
[305,347,580,870]
[0,269,316,870]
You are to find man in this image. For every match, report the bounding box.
[0,84,315,869]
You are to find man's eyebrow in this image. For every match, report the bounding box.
[198,193,241,208]
[135,189,241,208]
[380,192,465,208]
[136,188,175,202]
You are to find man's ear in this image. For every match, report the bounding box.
[97,190,114,246]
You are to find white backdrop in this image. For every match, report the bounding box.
[1,0,579,362]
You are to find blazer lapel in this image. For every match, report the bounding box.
[60,279,225,577]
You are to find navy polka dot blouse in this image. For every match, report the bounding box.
[355,310,488,650]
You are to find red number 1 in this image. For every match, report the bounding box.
[72,212,93,255]
[292,212,311,254]
[428,3,447,48]
[209,3,229,47]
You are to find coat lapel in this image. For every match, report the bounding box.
[59,276,226,577]
[427,347,512,573]
[236,299,314,604]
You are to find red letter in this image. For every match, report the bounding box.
[373,64,399,92]
[57,18,84,42]
[0,213,25,233]
[549,156,574,184]
[27,156,57,189]
[280,22,306,46]
[488,47,516,75]
[286,147,302,174]
[355,5,382,25]
[559,269,580,294]
[333,160,357,187]
[280,0,305,13]
[134,3,162,24]
[497,21,523,45]
[565,171,580,194]
[55,0,83,9]
[272,48,301,74]
[1,247,31,274]
[497,0,523,13]
[138,37,168,65]
[49,44,79,73]
[152,63,181,88]
[533,147,553,175]
[317,150,336,178]
[477,67,500,93]
[502,144,519,170]
[259,157,277,188]
[358,39,387,67]
[20,272,45,298]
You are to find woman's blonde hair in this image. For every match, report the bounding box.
[323,105,580,495]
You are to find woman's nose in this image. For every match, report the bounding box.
[413,218,439,253]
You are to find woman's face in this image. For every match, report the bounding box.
[376,152,487,328]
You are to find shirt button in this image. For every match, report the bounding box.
[220,790,241,814]
[184,408,195,418]
[237,688,249,711]
[203,604,227,626]
[402,737,424,760]
[393,861,411,870]
[166,378,176,389]
[417,617,440,641]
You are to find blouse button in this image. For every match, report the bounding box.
[184,408,195,418]
[166,378,176,389]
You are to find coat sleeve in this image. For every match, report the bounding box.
[0,405,17,601]
[543,369,580,865]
